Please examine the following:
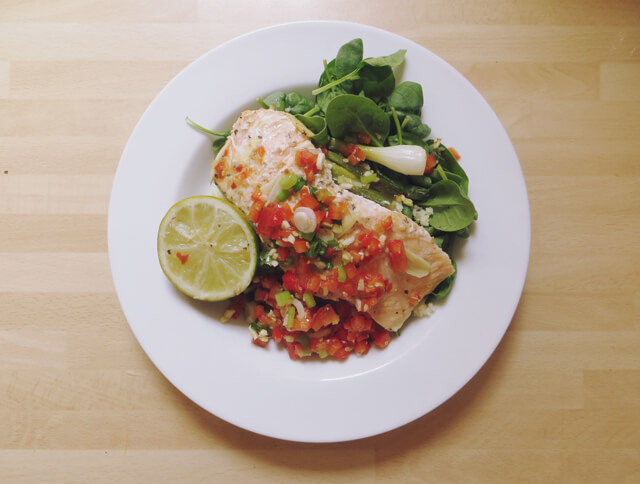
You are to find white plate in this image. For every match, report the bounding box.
[108,21,530,443]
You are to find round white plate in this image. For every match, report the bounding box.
[108,21,530,443]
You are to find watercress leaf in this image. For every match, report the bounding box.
[262,91,287,111]
[326,94,390,145]
[295,115,330,146]
[423,180,476,232]
[364,49,406,68]
[335,38,363,78]
[359,65,396,99]
[389,81,424,114]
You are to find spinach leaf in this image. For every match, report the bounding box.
[358,65,395,99]
[295,114,329,146]
[212,137,227,151]
[401,112,431,138]
[261,91,287,110]
[316,59,352,113]
[434,146,469,193]
[260,90,314,115]
[428,258,457,302]
[285,92,314,115]
[389,81,424,114]
[326,94,389,146]
[335,38,363,78]
[422,180,476,231]
[364,49,406,68]
[387,131,429,150]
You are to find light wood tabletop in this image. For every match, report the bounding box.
[1,1,639,482]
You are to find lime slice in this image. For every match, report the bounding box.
[157,196,258,301]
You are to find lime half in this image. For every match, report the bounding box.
[157,196,257,301]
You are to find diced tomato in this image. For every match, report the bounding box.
[338,143,356,157]
[256,203,293,238]
[310,304,339,331]
[356,133,372,145]
[252,338,268,348]
[357,231,375,246]
[347,146,366,165]
[295,187,320,210]
[386,239,407,272]
[328,199,349,221]
[272,326,283,343]
[354,340,370,356]
[306,274,321,292]
[286,342,302,360]
[344,263,359,280]
[346,314,373,333]
[376,215,393,233]
[282,271,299,293]
[251,189,263,203]
[214,161,226,178]
[315,188,335,205]
[293,239,309,253]
[373,327,391,348]
[254,288,268,302]
[424,153,437,175]
[296,149,317,168]
[248,198,265,223]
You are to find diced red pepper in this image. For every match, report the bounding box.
[449,147,461,160]
[424,153,437,175]
[176,252,189,264]
[386,239,407,272]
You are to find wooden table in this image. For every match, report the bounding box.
[1,1,639,482]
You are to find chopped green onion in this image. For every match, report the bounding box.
[279,173,299,189]
[292,177,306,192]
[303,292,316,308]
[276,189,291,202]
[337,264,347,283]
[287,306,296,326]
[300,231,315,241]
[326,239,339,247]
[275,290,293,307]
[360,172,379,184]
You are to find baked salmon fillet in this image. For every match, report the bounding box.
[212,109,454,332]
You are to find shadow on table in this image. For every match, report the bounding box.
[170,293,526,471]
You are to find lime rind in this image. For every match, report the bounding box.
[157,196,258,301]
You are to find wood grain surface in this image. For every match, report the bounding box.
[1,1,639,482]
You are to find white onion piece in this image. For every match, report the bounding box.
[293,207,317,233]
